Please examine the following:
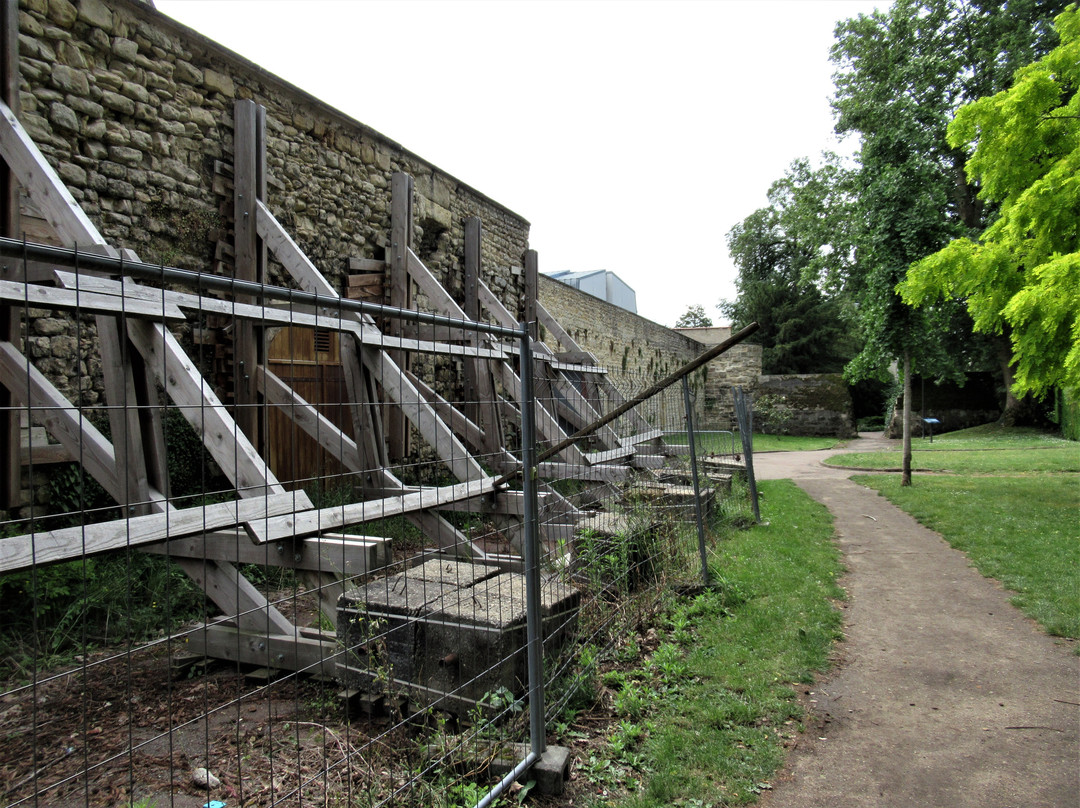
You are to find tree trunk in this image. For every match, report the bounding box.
[902,350,913,487]
[998,336,1023,426]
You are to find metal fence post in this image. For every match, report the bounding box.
[682,376,710,586]
[732,386,761,523]
[518,322,547,756]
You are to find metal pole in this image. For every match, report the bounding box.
[732,387,761,523]
[682,377,710,586]
[517,322,546,757]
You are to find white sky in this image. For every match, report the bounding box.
[154,0,881,327]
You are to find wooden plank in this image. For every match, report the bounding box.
[538,462,633,483]
[257,364,364,472]
[126,319,285,499]
[403,368,486,455]
[477,277,518,330]
[0,98,106,247]
[406,248,468,321]
[0,340,121,500]
[496,361,586,464]
[248,476,496,543]
[233,98,262,447]
[0,0,20,508]
[583,445,634,465]
[547,371,622,449]
[256,199,348,301]
[0,492,307,573]
[20,442,73,465]
[149,531,392,579]
[53,272,506,359]
[362,344,487,482]
[387,173,413,460]
[96,314,152,515]
[190,624,340,677]
[0,278,185,320]
[625,429,663,445]
[349,257,386,273]
[535,299,580,354]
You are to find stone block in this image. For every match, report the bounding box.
[77,0,114,33]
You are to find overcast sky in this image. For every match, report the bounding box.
[154,0,882,327]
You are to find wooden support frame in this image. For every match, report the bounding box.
[0,0,20,508]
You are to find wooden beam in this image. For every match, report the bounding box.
[496,361,586,464]
[403,368,486,455]
[96,314,152,515]
[233,99,262,447]
[583,445,634,465]
[538,462,633,483]
[406,247,468,321]
[388,172,414,460]
[523,250,538,342]
[361,343,487,482]
[463,217,481,428]
[0,278,185,320]
[0,340,121,500]
[257,364,364,471]
[248,476,496,543]
[126,319,285,498]
[0,492,307,573]
[0,0,20,508]
[187,624,339,677]
[147,531,391,580]
[0,99,105,247]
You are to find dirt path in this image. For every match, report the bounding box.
[752,434,1080,808]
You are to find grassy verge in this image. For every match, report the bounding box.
[854,474,1079,642]
[570,480,844,807]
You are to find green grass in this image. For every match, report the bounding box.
[825,425,1078,473]
[854,474,1079,642]
[827,447,1078,473]
[592,480,845,807]
[665,432,844,454]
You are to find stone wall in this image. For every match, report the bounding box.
[886,373,1001,438]
[538,274,763,431]
[14,0,531,403]
[753,374,856,438]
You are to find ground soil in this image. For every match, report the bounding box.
[753,433,1079,808]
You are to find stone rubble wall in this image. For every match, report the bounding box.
[14,0,531,407]
[538,274,763,432]
[753,374,856,438]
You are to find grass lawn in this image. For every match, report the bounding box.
[585,480,845,807]
[825,425,1079,473]
[665,432,844,454]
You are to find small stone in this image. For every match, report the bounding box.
[191,767,220,789]
[48,101,79,133]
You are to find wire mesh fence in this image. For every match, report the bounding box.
[0,238,753,807]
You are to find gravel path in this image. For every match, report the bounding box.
[752,434,1079,808]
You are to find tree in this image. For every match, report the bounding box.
[722,156,856,375]
[674,305,712,329]
[900,6,1080,399]
[830,0,1066,482]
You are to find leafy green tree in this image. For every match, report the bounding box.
[674,305,712,329]
[722,156,856,375]
[830,0,1066,481]
[900,6,1080,399]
